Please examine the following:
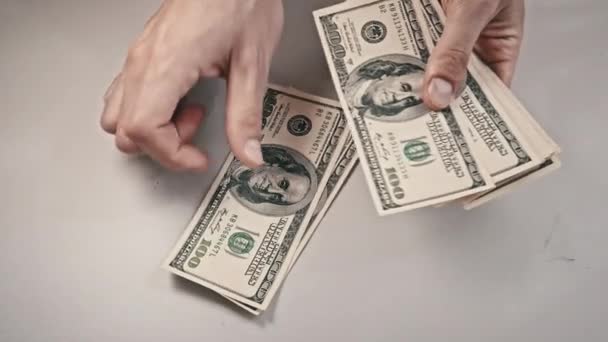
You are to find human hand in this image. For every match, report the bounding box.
[423,0,524,110]
[100,0,284,171]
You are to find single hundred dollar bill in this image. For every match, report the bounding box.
[313,0,494,215]
[163,84,349,312]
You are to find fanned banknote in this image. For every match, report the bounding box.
[291,135,358,267]
[163,84,350,312]
[225,136,358,315]
[413,0,561,208]
[313,0,495,215]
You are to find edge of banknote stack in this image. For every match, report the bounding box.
[312,0,561,215]
[162,83,358,315]
[414,0,561,209]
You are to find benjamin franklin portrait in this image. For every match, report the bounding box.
[228,145,318,216]
[345,54,430,122]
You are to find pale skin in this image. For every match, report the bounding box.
[100,0,524,172]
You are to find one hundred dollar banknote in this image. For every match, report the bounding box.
[163,84,350,313]
[313,0,496,215]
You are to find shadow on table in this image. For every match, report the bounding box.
[170,274,282,325]
[269,0,343,99]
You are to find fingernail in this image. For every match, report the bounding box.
[428,78,454,109]
[244,139,264,166]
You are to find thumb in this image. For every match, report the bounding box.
[224,51,270,168]
[423,2,498,110]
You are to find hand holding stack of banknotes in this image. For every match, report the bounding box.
[162,0,561,315]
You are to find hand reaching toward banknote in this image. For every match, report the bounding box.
[423,0,524,110]
[100,0,284,171]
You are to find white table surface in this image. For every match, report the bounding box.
[1,0,607,341]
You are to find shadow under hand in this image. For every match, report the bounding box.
[184,77,230,171]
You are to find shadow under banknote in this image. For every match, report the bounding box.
[171,274,283,325]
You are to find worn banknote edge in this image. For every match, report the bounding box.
[470,53,561,158]
[463,156,561,210]
[460,58,562,208]
[289,135,358,271]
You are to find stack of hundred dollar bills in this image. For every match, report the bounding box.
[162,0,561,315]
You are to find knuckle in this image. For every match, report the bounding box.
[115,135,136,154]
[233,46,269,74]
[125,42,149,68]
[100,115,117,133]
[437,47,469,79]
[226,110,261,136]
[115,141,130,154]
[234,44,262,64]
[472,0,498,16]
[122,119,152,142]
[451,0,497,18]
[104,73,122,102]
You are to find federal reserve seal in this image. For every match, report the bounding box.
[228,232,255,255]
[361,20,387,44]
[287,115,312,136]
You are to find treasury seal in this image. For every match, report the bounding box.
[287,115,312,136]
[361,20,387,44]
